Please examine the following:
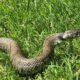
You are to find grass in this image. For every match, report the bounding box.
[0,0,80,80]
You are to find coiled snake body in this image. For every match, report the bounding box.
[0,29,80,75]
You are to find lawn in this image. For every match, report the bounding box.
[0,0,80,80]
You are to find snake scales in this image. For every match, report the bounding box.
[0,29,80,75]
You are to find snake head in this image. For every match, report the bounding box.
[63,29,80,39]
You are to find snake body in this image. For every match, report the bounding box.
[0,29,80,75]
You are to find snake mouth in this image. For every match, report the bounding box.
[63,29,80,39]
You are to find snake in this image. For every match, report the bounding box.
[0,29,80,75]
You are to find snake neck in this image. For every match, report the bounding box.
[36,33,64,63]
